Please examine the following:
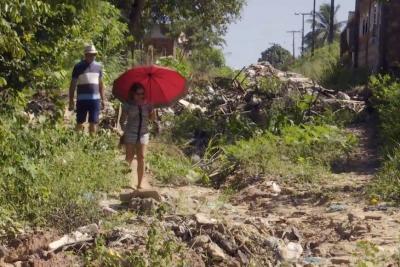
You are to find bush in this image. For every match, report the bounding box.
[0,113,128,233]
[220,124,356,183]
[369,74,400,152]
[148,142,206,185]
[290,42,368,90]
[369,146,400,204]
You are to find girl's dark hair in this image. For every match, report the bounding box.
[129,83,144,98]
[131,83,143,92]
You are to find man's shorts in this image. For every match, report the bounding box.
[76,100,101,124]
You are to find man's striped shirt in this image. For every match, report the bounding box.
[72,60,103,101]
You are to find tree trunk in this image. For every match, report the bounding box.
[129,0,146,37]
[328,0,335,43]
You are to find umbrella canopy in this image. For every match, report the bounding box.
[112,65,187,107]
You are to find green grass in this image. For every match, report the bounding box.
[148,142,207,185]
[290,42,368,90]
[0,113,128,234]
[219,124,356,184]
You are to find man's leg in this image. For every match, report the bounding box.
[89,123,97,134]
[76,100,87,132]
[88,100,100,135]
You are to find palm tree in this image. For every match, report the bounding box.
[304,3,345,49]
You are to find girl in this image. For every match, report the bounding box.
[119,83,156,189]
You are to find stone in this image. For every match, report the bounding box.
[208,242,227,261]
[77,224,99,235]
[129,198,158,215]
[238,250,249,265]
[331,257,351,265]
[120,189,162,203]
[327,203,347,212]
[337,91,351,100]
[279,242,303,262]
[364,215,382,220]
[195,213,218,225]
[190,235,210,248]
[0,246,9,258]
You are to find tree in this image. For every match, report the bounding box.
[258,44,292,70]
[305,3,345,49]
[112,0,245,49]
[0,0,128,105]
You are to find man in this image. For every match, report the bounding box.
[69,44,105,134]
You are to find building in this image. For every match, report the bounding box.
[341,0,400,74]
[143,24,176,58]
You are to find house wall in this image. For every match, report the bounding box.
[384,1,400,73]
[356,0,382,72]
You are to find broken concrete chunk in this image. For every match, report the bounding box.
[327,203,347,212]
[77,224,99,235]
[190,235,210,248]
[195,213,218,225]
[48,231,93,251]
[279,242,303,262]
[207,242,227,261]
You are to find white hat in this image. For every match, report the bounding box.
[84,44,98,54]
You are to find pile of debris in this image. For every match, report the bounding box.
[175,61,366,122]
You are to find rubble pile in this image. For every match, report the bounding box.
[176,61,365,124]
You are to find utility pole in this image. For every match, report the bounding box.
[328,0,335,43]
[312,0,316,56]
[287,30,301,59]
[295,12,313,56]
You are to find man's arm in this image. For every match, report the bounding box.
[99,79,105,109]
[68,79,77,111]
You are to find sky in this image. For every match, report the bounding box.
[223,0,356,69]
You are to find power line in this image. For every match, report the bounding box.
[287,30,301,59]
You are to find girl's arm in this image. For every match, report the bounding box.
[119,105,128,132]
[149,109,157,121]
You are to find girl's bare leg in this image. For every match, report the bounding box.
[135,144,147,189]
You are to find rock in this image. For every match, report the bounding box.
[102,206,118,215]
[195,213,218,225]
[77,224,99,235]
[327,203,347,212]
[48,230,94,251]
[129,198,158,215]
[13,261,23,267]
[131,189,162,202]
[240,187,270,201]
[337,91,351,100]
[265,236,281,249]
[120,189,162,203]
[330,257,351,265]
[190,235,210,248]
[303,257,327,265]
[208,242,227,261]
[347,212,363,222]
[279,242,303,262]
[238,250,249,265]
[0,246,9,258]
[364,215,382,220]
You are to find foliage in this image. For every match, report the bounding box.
[0,0,128,103]
[156,56,192,78]
[290,42,368,89]
[258,44,293,70]
[143,0,246,49]
[220,124,355,183]
[148,142,206,185]
[84,222,186,267]
[369,75,400,151]
[304,3,345,49]
[290,42,340,83]
[0,113,128,233]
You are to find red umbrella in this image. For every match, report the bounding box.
[112,65,187,107]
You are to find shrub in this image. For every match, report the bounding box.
[147,142,206,185]
[369,74,400,152]
[220,124,356,183]
[0,113,128,233]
